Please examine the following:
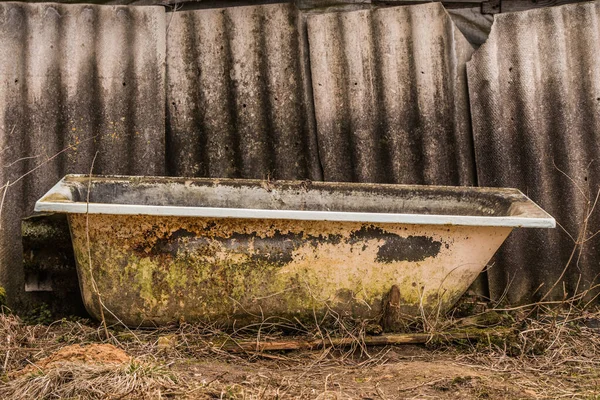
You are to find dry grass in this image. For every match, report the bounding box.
[452,304,600,398]
[1,301,600,399]
[1,359,181,399]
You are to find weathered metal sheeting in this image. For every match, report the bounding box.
[468,1,600,303]
[306,3,475,185]
[0,2,166,308]
[166,3,322,180]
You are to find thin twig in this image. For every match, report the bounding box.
[0,180,9,232]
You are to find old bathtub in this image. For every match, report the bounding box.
[35,175,554,327]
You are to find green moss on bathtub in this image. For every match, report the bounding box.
[65,213,480,328]
[133,258,158,309]
[165,261,189,291]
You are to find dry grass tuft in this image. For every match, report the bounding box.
[1,359,181,399]
[0,312,101,374]
[0,321,190,400]
[10,343,131,378]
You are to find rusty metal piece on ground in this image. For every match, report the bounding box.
[468,1,600,304]
[307,3,475,186]
[382,285,403,332]
[35,175,553,328]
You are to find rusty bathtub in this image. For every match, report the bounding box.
[35,175,555,327]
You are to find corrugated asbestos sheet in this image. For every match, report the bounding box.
[166,3,322,180]
[0,3,166,307]
[468,1,600,303]
[306,3,476,185]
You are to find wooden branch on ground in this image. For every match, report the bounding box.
[217,328,511,353]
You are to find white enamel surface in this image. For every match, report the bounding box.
[35,201,554,228]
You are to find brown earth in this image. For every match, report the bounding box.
[2,312,599,399]
[10,343,130,378]
[174,346,532,399]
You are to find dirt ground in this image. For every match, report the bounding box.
[1,307,600,399]
[172,347,545,399]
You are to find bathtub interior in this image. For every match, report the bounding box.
[44,175,545,218]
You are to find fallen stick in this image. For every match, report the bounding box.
[217,328,511,353]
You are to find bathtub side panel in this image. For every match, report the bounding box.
[68,214,511,327]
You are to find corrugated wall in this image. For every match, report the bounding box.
[307,3,476,186]
[468,1,600,303]
[0,2,166,307]
[166,3,322,180]
[3,0,595,310]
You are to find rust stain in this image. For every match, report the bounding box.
[67,214,512,328]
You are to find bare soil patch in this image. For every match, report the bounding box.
[10,343,130,378]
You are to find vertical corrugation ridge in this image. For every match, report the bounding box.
[221,10,242,178]
[166,3,321,181]
[570,4,600,290]
[451,19,477,187]
[258,9,276,177]
[123,8,136,174]
[228,6,267,178]
[0,2,166,307]
[0,3,28,306]
[307,3,475,186]
[264,6,313,179]
[347,11,380,183]
[369,9,391,183]
[296,12,323,181]
[469,1,600,303]
[307,12,354,182]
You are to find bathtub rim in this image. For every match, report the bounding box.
[35,174,556,229]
